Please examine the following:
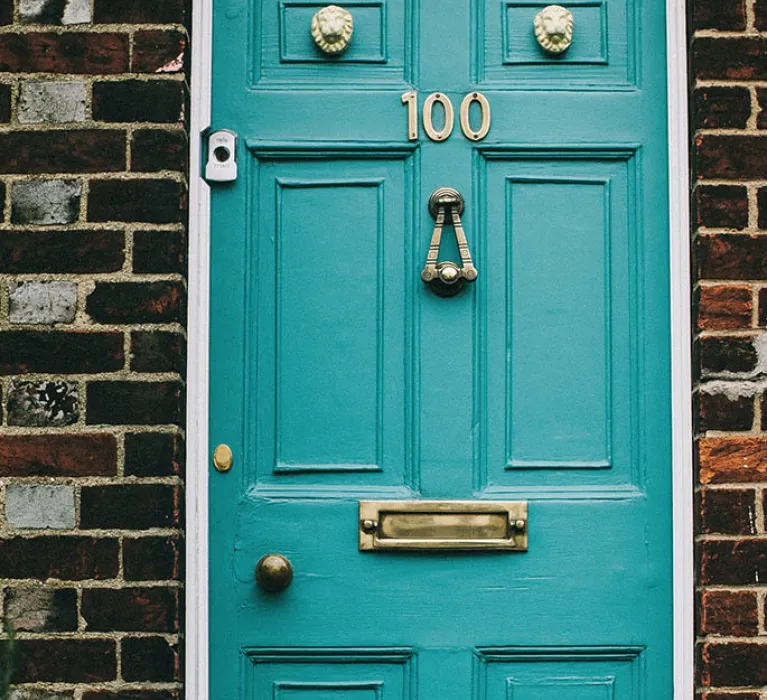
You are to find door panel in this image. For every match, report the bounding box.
[209,0,672,693]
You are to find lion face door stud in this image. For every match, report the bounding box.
[421,188,478,297]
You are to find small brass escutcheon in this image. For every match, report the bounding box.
[212,443,233,473]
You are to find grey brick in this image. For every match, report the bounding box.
[11,690,74,700]
[20,0,92,24]
[11,179,81,225]
[7,380,80,426]
[18,81,87,124]
[9,281,77,324]
[5,485,76,529]
[4,587,78,632]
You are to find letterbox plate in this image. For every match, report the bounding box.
[358,500,528,551]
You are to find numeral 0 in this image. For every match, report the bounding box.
[402,91,491,142]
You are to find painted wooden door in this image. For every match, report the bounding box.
[208,0,672,695]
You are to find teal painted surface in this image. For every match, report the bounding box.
[209,0,672,696]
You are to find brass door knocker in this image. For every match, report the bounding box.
[421,187,478,297]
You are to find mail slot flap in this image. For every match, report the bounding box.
[358,500,528,551]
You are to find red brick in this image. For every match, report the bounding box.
[697,489,757,535]
[0,331,124,375]
[86,381,184,426]
[699,540,767,585]
[132,30,187,73]
[694,88,751,129]
[700,642,767,686]
[699,438,767,483]
[121,636,179,682]
[0,130,126,174]
[0,537,118,580]
[0,434,117,477]
[14,639,116,683]
[696,286,752,330]
[694,0,747,29]
[81,484,181,529]
[87,281,185,324]
[0,230,125,274]
[82,587,179,632]
[88,179,186,224]
[694,186,749,230]
[123,536,183,581]
[693,37,767,81]
[696,235,767,280]
[698,590,758,636]
[698,392,754,431]
[0,33,129,73]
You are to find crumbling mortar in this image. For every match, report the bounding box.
[0,23,188,35]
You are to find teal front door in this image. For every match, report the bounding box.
[208,0,673,695]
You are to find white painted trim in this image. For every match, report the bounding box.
[666,0,694,695]
[185,0,695,697]
[186,0,212,696]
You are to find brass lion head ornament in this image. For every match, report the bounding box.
[311,5,354,54]
[533,5,574,54]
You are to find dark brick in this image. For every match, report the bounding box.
[132,129,188,172]
[133,30,187,73]
[131,331,186,373]
[697,135,767,180]
[0,537,118,580]
[0,230,125,274]
[0,331,124,375]
[88,179,185,224]
[0,181,5,221]
[694,0,747,29]
[699,539,767,585]
[758,288,767,326]
[133,230,186,274]
[0,130,126,174]
[701,694,760,700]
[757,188,767,229]
[92,80,184,123]
[700,642,767,686]
[4,587,78,632]
[81,484,181,529]
[125,432,184,477]
[0,434,117,477]
[697,489,756,535]
[700,336,757,374]
[699,438,767,483]
[756,0,767,29]
[86,381,184,426]
[694,186,748,230]
[123,536,183,581]
[696,235,767,280]
[699,392,754,431]
[0,83,9,123]
[0,0,10,24]
[94,0,189,24]
[694,87,751,129]
[84,693,180,700]
[756,89,767,129]
[82,587,178,632]
[12,639,116,683]
[0,33,129,73]
[763,394,767,430]
[121,636,179,682]
[698,590,758,636]
[694,37,767,81]
[87,281,185,323]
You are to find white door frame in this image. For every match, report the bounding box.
[184,0,694,694]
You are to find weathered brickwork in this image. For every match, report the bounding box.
[693,0,767,695]
[0,0,188,697]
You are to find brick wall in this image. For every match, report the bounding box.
[693,0,767,695]
[0,0,188,698]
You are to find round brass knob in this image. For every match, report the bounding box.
[255,553,293,592]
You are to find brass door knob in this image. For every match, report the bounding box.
[255,553,293,592]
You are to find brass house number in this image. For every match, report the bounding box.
[401,91,491,142]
